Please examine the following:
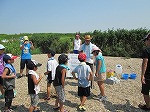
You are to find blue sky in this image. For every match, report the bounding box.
[0,0,150,34]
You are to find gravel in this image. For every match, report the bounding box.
[0,54,146,112]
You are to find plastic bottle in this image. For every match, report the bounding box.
[115,64,123,75]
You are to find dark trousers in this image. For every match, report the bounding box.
[5,89,14,109]
[86,62,94,88]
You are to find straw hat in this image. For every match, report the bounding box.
[83,35,93,40]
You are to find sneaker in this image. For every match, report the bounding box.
[3,109,14,112]
[44,96,50,100]
[81,106,86,111]
[78,106,86,111]
[138,104,150,111]
[33,110,40,112]
[99,95,107,101]
[53,107,60,110]
[0,94,4,99]
[17,75,23,79]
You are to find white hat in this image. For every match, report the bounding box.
[23,36,29,41]
[6,53,17,60]
[91,46,101,53]
[31,60,42,67]
[0,44,5,50]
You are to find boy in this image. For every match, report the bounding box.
[0,44,5,99]
[2,54,17,112]
[53,54,69,112]
[91,46,107,101]
[19,36,34,78]
[44,50,58,100]
[72,53,93,111]
[27,60,43,112]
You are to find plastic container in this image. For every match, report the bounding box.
[115,64,123,74]
[129,73,137,79]
[122,73,129,80]
[106,70,115,78]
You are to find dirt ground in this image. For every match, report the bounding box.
[0,54,147,112]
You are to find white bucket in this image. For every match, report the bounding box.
[115,64,123,75]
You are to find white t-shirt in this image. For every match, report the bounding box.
[74,39,81,50]
[47,58,58,80]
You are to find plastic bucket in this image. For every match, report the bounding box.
[129,73,137,79]
[115,64,123,74]
[122,73,129,80]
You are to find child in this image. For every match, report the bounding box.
[0,44,5,99]
[53,54,69,112]
[27,60,43,112]
[72,53,93,111]
[91,46,107,101]
[44,50,58,100]
[2,54,17,112]
[19,36,34,78]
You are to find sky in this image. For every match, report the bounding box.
[0,0,150,34]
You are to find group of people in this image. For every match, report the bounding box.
[0,33,150,111]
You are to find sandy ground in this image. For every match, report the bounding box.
[0,54,147,112]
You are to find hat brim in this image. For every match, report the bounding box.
[36,63,42,67]
[82,36,93,40]
[11,56,17,60]
[91,49,100,54]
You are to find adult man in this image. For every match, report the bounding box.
[73,33,82,54]
[19,36,34,78]
[139,33,150,111]
[78,35,98,88]
[78,35,97,69]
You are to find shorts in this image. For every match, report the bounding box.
[141,79,150,95]
[54,85,65,103]
[30,94,39,107]
[20,59,31,69]
[47,79,53,84]
[73,50,79,54]
[78,86,90,97]
[5,89,14,99]
[94,72,106,81]
[47,73,53,84]
[0,76,3,85]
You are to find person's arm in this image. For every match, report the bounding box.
[80,40,82,45]
[2,68,16,79]
[71,71,78,80]
[141,58,148,84]
[88,71,93,81]
[95,60,101,77]
[73,39,75,47]
[61,69,66,88]
[29,41,34,50]
[44,71,51,75]
[32,74,43,85]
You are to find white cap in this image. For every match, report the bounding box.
[31,60,42,67]
[0,44,5,50]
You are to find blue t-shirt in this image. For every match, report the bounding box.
[21,43,32,59]
[95,54,106,73]
[72,62,91,88]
